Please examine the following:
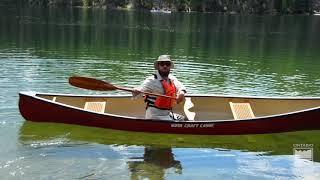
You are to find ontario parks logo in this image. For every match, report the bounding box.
[293,144,314,161]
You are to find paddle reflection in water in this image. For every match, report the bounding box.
[128,147,182,179]
[18,121,320,163]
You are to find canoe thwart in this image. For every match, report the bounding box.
[229,102,255,120]
[84,101,106,113]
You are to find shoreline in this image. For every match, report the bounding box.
[4,0,320,15]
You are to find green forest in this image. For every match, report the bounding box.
[3,0,320,14]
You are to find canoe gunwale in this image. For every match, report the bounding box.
[20,91,320,100]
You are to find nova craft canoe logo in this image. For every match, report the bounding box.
[170,123,214,128]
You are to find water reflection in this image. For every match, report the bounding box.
[128,147,182,179]
[17,121,320,178]
[19,121,320,162]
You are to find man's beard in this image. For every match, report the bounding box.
[158,70,169,78]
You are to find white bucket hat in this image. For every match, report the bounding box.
[154,55,174,69]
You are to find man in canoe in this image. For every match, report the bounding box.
[133,55,187,121]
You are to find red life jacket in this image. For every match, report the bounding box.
[154,79,177,109]
[145,78,176,110]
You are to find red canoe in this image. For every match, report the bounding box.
[18,91,320,135]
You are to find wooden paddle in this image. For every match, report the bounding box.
[69,76,176,99]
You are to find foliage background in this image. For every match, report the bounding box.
[2,0,319,14]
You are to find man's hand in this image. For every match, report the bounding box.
[132,88,141,97]
[176,90,186,104]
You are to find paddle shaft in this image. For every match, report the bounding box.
[114,85,177,99]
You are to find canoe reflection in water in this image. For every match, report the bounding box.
[19,121,320,163]
[128,147,182,179]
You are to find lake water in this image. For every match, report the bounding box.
[1,6,320,179]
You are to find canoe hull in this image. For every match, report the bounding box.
[18,92,320,135]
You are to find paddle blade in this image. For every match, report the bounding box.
[69,76,117,91]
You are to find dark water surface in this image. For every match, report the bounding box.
[1,6,320,179]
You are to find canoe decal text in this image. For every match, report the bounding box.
[171,123,214,128]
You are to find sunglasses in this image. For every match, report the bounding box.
[158,61,171,67]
